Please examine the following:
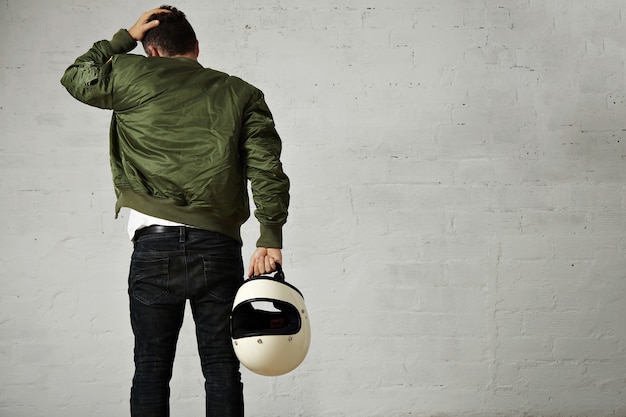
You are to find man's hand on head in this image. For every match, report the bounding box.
[128,8,170,41]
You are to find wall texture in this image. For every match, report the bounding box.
[1,0,625,416]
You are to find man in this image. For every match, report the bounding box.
[60,6,289,417]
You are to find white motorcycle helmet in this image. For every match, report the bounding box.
[230,264,310,376]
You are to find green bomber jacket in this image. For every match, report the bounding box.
[60,29,289,248]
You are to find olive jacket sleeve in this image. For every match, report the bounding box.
[240,89,290,249]
[60,29,137,110]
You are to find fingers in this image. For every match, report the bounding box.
[145,19,160,30]
[247,248,282,277]
[128,8,171,41]
[140,8,171,21]
[265,256,276,274]
[247,261,255,278]
[247,248,264,277]
[249,255,273,278]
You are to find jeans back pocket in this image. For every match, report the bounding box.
[129,257,170,305]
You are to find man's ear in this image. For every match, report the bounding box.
[146,45,160,57]
[195,41,200,59]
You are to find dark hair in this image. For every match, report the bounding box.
[142,5,197,56]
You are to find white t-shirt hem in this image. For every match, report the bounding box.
[127,208,188,241]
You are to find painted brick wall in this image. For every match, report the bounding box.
[1,1,625,416]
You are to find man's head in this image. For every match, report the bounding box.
[142,5,198,58]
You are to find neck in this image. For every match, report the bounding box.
[171,52,197,61]
[146,42,199,61]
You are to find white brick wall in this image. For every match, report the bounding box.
[1,1,625,416]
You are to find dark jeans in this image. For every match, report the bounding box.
[128,226,244,417]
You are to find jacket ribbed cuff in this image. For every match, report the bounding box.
[257,224,283,249]
[110,29,137,54]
